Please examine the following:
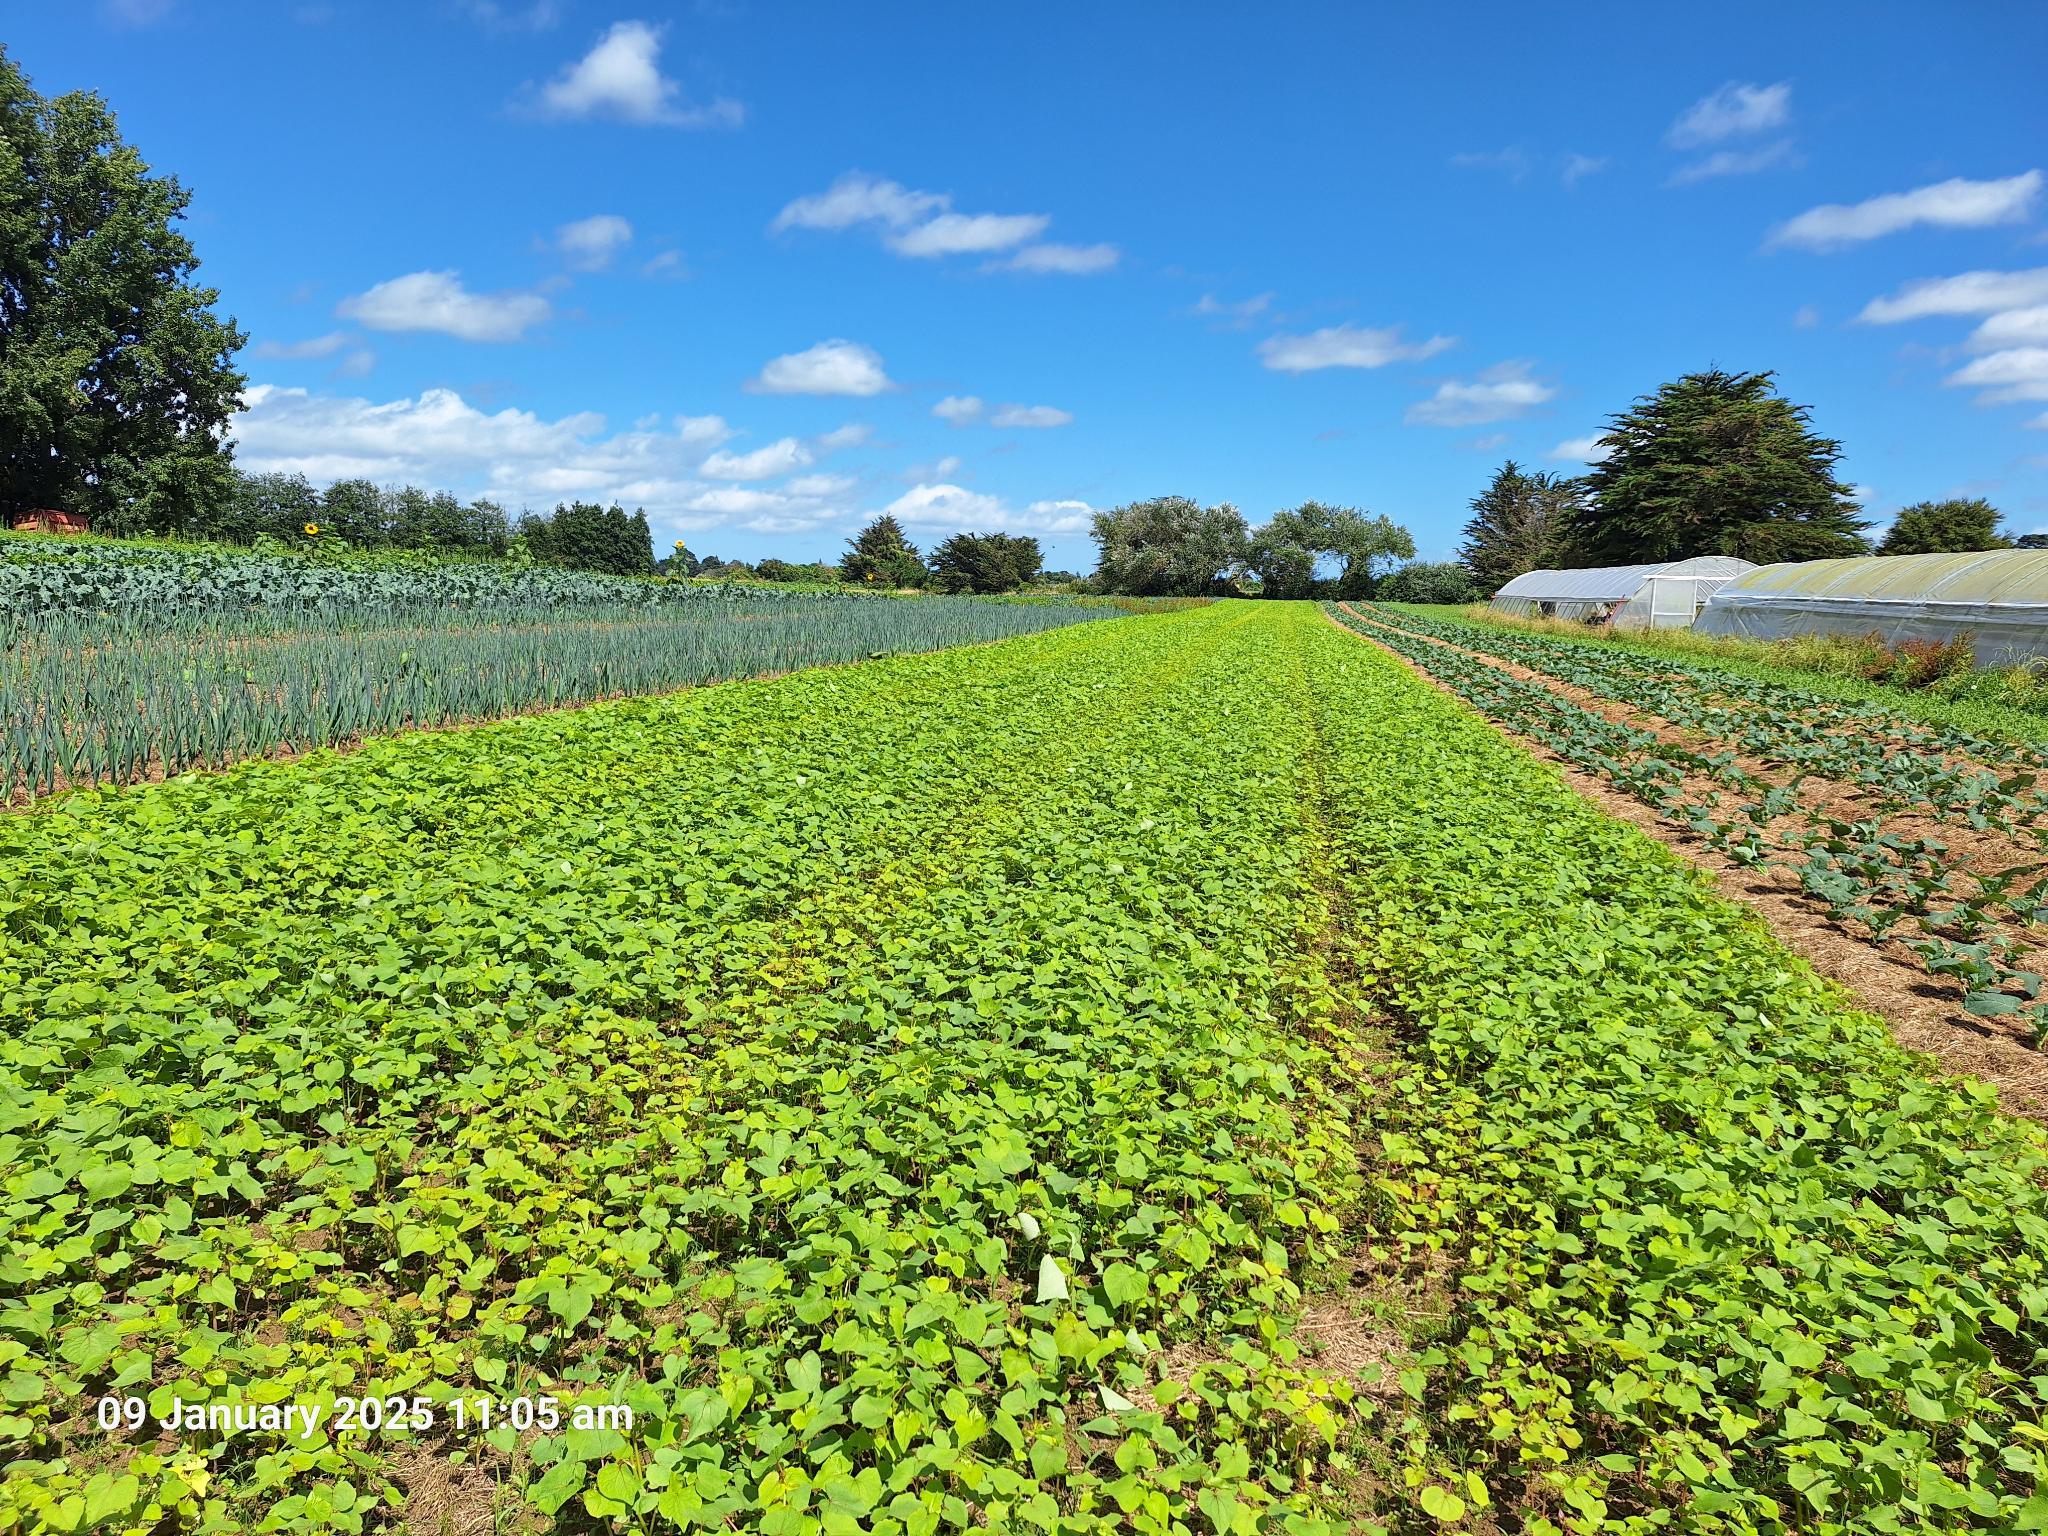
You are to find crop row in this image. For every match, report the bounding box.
[0,535,868,619]
[1372,604,2048,828]
[1,596,1121,802]
[1298,604,2048,1531]
[2,605,1374,1535]
[1332,604,2048,1042]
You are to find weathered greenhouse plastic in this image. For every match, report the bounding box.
[1490,557,1756,629]
[1694,550,2048,666]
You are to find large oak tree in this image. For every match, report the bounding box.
[1,47,245,533]
[1248,501,1414,599]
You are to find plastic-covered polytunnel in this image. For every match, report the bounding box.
[1693,550,2048,666]
[1489,557,1757,629]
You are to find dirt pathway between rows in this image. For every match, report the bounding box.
[1328,605,2048,1126]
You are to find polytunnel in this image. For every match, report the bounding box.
[1693,549,2048,666]
[1489,556,1757,629]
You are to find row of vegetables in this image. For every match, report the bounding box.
[1331,603,2048,1044]
[1304,604,2048,1531]
[10,601,2048,1533]
[0,536,830,619]
[1376,606,2047,818]
[1,595,1119,802]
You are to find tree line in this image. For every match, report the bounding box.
[664,519,1056,594]
[204,471,657,576]
[1086,497,1439,599]
[1457,370,2019,596]
[821,517,1049,593]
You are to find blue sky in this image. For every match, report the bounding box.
[11,2,2048,570]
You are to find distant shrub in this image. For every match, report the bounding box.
[1763,631,1892,678]
[1930,659,2047,710]
[1857,634,1975,689]
[1379,561,1480,605]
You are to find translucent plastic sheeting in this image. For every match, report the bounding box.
[1694,550,2048,666]
[1491,557,1756,628]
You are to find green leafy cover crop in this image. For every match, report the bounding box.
[8,602,2048,1535]
[2,605,1370,1535]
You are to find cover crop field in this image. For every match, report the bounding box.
[8,602,2048,1536]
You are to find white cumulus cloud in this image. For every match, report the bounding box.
[1406,362,1556,427]
[1970,306,2048,350]
[232,384,602,483]
[1770,171,2043,251]
[990,404,1074,429]
[784,473,855,498]
[1022,500,1096,534]
[1257,324,1456,373]
[993,242,1121,274]
[885,482,1007,527]
[1667,81,1791,148]
[887,211,1049,258]
[1549,434,1614,463]
[772,170,1108,272]
[884,483,1093,536]
[537,20,742,128]
[1858,267,2048,323]
[700,437,813,480]
[555,214,633,270]
[772,172,948,233]
[338,271,550,342]
[747,340,893,397]
[1946,347,2048,403]
[933,395,984,425]
[230,385,856,538]
[675,414,733,445]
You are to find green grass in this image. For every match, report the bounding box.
[1391,601,2048,745]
